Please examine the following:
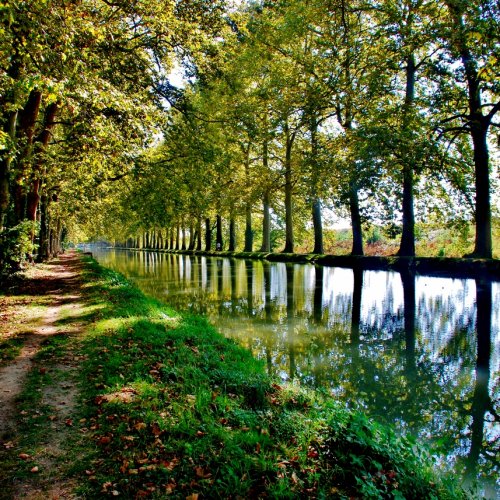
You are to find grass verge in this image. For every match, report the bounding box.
[64,256,465,499]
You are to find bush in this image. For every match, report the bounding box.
[0,220,38,274]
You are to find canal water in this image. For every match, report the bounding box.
[92,248,499,496]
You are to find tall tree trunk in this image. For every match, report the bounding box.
[312,200,323,254]
[216,214,223,251]
[398,53,416,257]
[228,217,236,251]
[309,113,324,254]
[13,90,42,223]
[169,227,174,249]
[205,217,212,251]
[349,181,364,256]
[181,218,186,250]
[260,190,271,252]
[282,122,294,253]
[188,221,195,250]
[175,224,180,250]
[37,194,49,261]
[260,135,271,253]
[243,145,253,252]
[471,125,492,258]
[0,110,18,228]
[196,217,202,250]
[244,206,253,252]
[446,2,493,258]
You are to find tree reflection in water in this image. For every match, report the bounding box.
[93,249,499,498]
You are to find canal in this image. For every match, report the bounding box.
[92,248,499,497]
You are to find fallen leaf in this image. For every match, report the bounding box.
[151,422,162,436]
[18,453,30,460]
[195,466,211,478]
[65,419,73,427]
[30,466,39,473]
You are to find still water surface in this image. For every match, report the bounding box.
[93,249,499,496]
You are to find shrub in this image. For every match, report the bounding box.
[0,220,38,274]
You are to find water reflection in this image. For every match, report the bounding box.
[93,249,499,497]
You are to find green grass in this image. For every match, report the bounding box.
[69,256,465,499]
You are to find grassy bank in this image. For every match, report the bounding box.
[5,255,466,498]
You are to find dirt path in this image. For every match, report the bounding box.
[0,251,87,499]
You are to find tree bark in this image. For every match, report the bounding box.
[260,190,271,252]
[446,2,493,258]
[169,227,175,249]
[244,146,253,252]
[0,110,17,228]
[282,122,294,253]
[398,53,416,257]
[228,217,236,251]
[13,90,42,223]
[205,217,212,251]
[309,114,323,254]
[196,217,202,250]
[349,181,364,256]
[181,218,186,250]
[216,214,223,250]
[188,221,195,250]
[175,224,180,250]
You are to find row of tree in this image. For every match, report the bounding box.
[1,0,498,267]
[115,0,498,258]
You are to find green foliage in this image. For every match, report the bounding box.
[0,220,38,274]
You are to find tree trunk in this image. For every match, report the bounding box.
[188,221,195,250]
[0,110,18,228]
[244,146,253,252]
[175,224,180,250]
[196,217,202,250]
[309,114,323,254]
[471,125,492,258]
[282,122,294,253]
[205,217,211,251]
[228,217,236,251]
[260,190,271,252]
[398,53,416,257]
[349,181,364,256]
[216,214,223,250]
[312,200,323,254]
[37,194,49,261]
[13,90,42,224]
[169,227,174,249]
[181,218,187,250]
[446,2,493,258]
